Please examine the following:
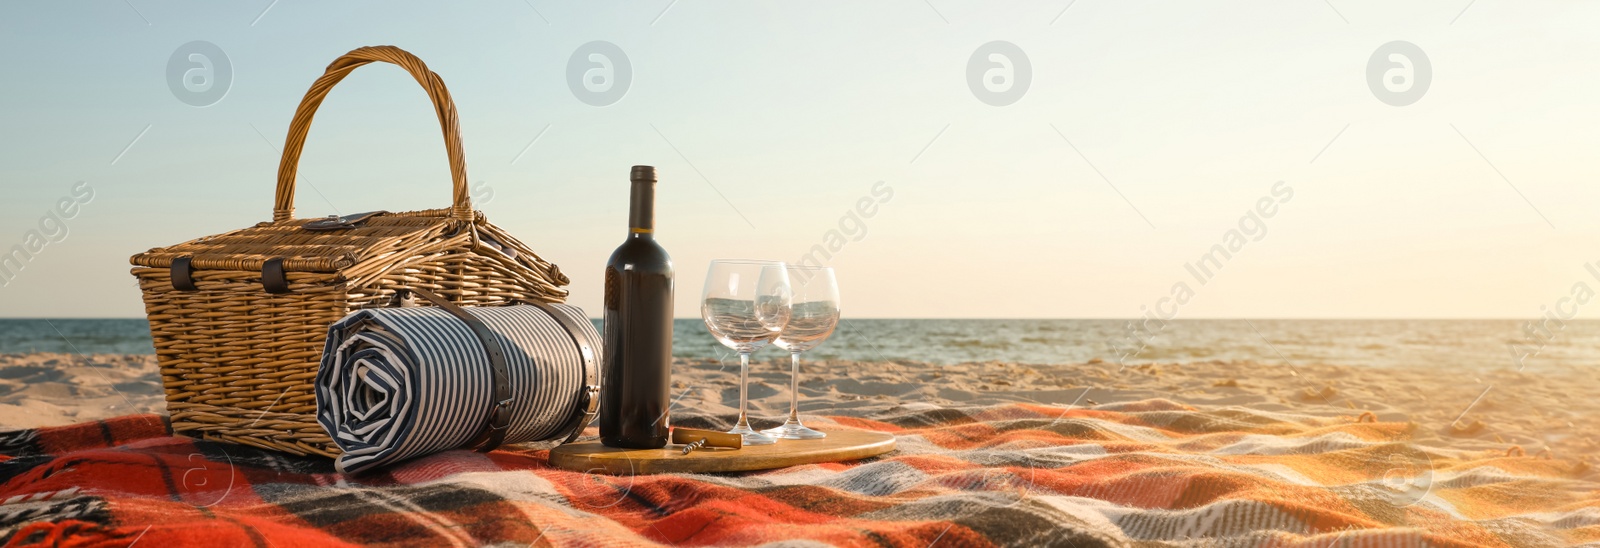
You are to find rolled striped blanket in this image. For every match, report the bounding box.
[316,301,599,474]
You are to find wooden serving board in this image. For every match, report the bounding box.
[550,430,895,475]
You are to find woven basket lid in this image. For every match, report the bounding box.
[130,208,477,274]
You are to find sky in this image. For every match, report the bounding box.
[1,1,1598,319]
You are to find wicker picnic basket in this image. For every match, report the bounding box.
[128,46,570,457]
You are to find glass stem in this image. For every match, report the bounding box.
[736,351,752,429]
[788,351,802,423]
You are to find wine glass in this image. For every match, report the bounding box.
[763,265,839,440]
[701,260,792,446]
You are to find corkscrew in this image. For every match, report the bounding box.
[672,428,742,454]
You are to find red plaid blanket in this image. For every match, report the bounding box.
[0,400,1593,547]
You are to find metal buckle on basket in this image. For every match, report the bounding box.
[303,211,387,231]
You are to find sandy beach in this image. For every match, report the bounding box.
[0,353,163,430]
[4,352,1593,470]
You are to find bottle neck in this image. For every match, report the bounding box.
[628,179,655,237]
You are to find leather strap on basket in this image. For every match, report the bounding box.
[273,46,472,223]
[401,288,513,452]
[170,257,197,291]
[518,299,602,444]
[261,258,290,294]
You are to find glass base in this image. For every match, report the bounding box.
[728,423,777,445]
[762,421,827,440]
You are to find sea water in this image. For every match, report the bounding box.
[1,318,1595,371]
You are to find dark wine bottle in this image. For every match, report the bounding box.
[600,165,674,449]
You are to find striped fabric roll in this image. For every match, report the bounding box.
[316,303,599,474]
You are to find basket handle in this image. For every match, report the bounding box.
[273,46,472,223]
